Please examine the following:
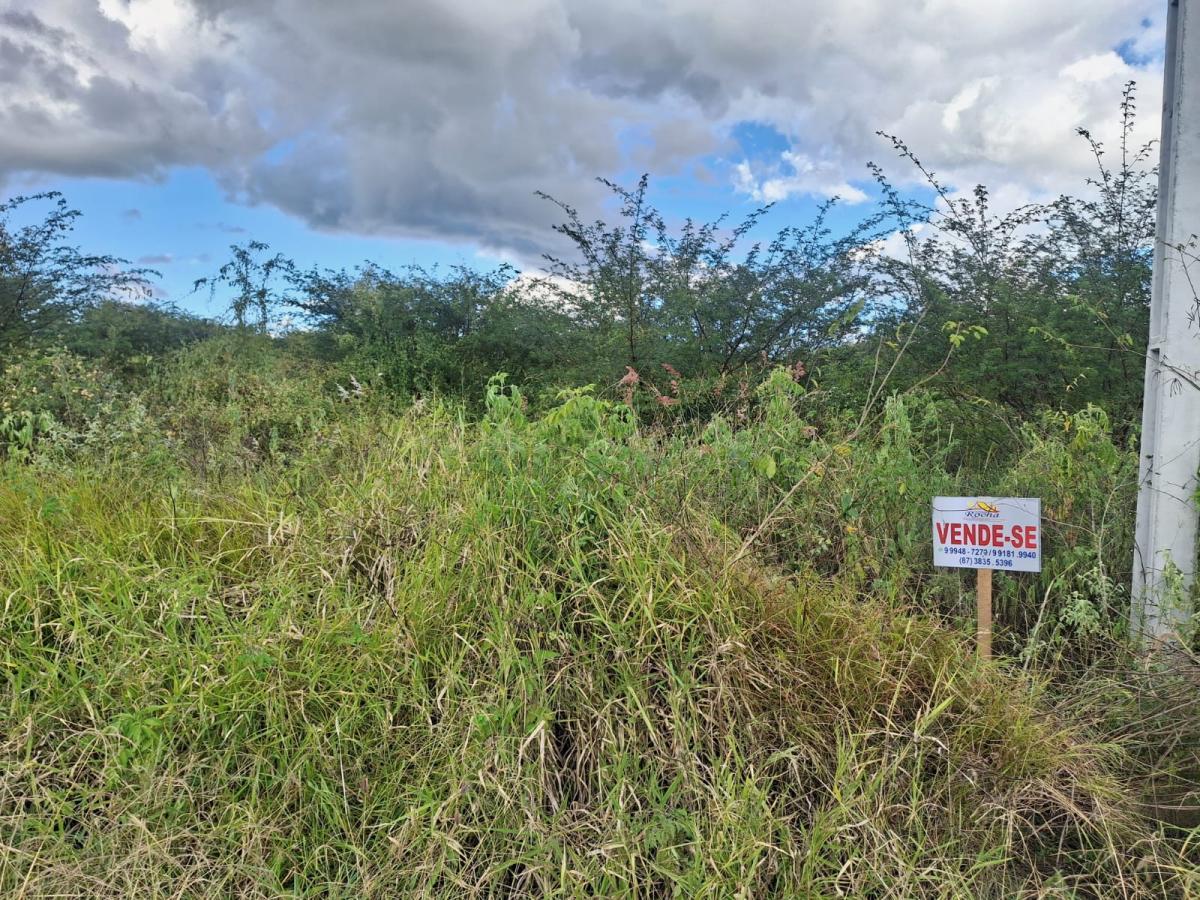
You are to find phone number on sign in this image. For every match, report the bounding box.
[960,555,1013,567]
[940,546,1038,558]
[938,546,1039,568]
[941,546,1015,558]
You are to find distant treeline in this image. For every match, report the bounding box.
[1,86,1157,431]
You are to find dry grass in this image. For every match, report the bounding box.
[0,397,1194,897]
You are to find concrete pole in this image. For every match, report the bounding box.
[1132,0,1200,642]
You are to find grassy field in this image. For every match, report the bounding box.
[1,344,1197,897]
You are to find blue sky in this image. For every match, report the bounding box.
[10,168,499,314]
[2,1,1166,319]
[10,128,890,315]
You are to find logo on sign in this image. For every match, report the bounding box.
[965,500,1000,518]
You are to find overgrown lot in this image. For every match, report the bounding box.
[1,343,1196,897]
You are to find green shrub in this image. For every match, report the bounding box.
[146,335,347,477]
[1,386,1189,897]
[0,349,159,465]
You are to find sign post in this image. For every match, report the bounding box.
[976,566,992,661]
[932,497,1041,660]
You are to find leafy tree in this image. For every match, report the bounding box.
[67,299,224,367]
[538,176,883,382]
[857,83,1156,432]
[283,261,547,396]
[649,199,884,374]
[1041,82,1157,429]
[194,240,295,331]
[0,192,155,353]
[538,175,664,370]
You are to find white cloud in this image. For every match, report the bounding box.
[506,271,589,313]
[735,151,870,204]
[942,79,995,133]
[0,0,1166,260]
[871,224,928,263]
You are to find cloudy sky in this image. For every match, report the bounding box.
[0,0,1167,308]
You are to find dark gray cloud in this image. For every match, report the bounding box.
[0,2,267,180]
[1,0,1165,262]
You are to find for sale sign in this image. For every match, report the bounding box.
[932,497,1041,572]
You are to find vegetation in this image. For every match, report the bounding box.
[1,86,1197,896]
[0,193,157,351]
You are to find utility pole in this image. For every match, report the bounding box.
[1132,0,1200,643]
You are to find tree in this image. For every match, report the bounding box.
[538,176,882,381]
[1042,82,1157,430]
[859,84,1156,430]
[68,299,224,366]
[649,199,883,374]
[538,175,664,370]
[193,240,295,332]
[0,192,155,353]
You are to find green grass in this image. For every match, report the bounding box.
[0,375,1196,897]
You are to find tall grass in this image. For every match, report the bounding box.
[0,348,1195,896]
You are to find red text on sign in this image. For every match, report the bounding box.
[936,522,1038,549]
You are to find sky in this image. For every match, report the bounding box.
[0,0,1169,315]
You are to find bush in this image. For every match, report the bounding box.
[146,335,347,477]
[0,349,159,465]
[0,379,1190,896]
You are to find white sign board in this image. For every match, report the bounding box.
[932,497,1041,572]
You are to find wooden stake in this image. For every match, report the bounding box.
[976,567,993,660]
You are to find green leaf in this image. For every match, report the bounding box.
[753,454,777,479]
